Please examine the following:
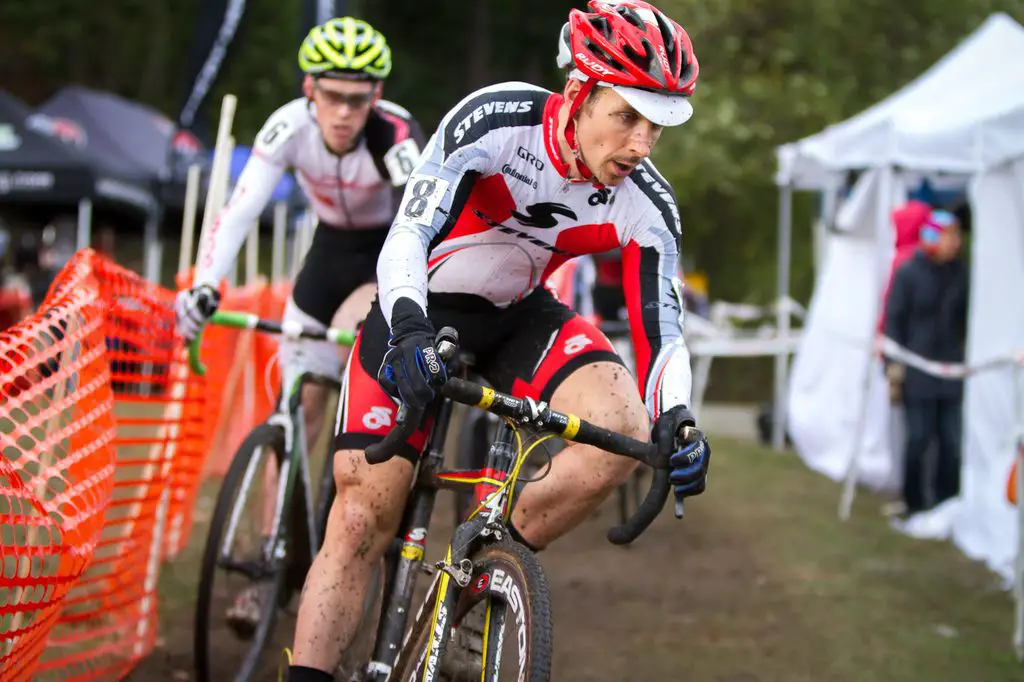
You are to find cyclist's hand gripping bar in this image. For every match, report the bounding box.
[363,328,461,466]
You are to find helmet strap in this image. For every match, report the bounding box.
[564,79,598,183]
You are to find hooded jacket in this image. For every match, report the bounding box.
[884,249,969,399]
[877,200,931,332]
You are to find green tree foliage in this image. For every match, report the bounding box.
[2,0,1023,300]
[353,0,578,128]
[653,0,1024,300]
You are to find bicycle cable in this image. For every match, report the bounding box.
[514,422,557,485]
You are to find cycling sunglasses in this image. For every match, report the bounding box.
[313,82,376,110]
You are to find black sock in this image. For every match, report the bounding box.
[287,665,334,682]
[508,522,543,553]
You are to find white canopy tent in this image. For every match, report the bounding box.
[773,12,1024,656]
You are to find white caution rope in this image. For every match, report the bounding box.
[876,335,1024,378]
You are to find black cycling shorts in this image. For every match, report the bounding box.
[334,287,625,462]
[291,224,389,326]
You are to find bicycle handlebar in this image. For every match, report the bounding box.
[363,327,674,545]
[187,311,356,376]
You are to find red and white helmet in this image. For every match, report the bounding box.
[558,1,699,127]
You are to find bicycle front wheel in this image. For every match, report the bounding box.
[392,539,552,681]
[194,423,290,682]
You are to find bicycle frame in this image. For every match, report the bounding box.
[364,386,545,681]
[214,371,333,581]
[190,311,352,583]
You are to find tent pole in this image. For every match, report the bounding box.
[1014,364,1024,661]
[772,182,794,450]
[76,198,93,252]
[839,166,894,520]
[144,210,161,283]
[690,354,713,420]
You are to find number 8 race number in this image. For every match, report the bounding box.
[400,174,449,221]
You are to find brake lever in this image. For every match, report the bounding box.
[435,326,459,361]
[671,424,702,519]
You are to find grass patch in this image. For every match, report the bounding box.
[657,437,1019,682]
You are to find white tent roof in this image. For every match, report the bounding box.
[777,13,1024,186]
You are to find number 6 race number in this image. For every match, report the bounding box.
[383,138,421,186]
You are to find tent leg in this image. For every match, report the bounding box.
[839,166,894,521]
[76,199,93,252]
[1014,365,1024,660]
[838,353,878,520]
[1016,448,1023,661]
[144,212,161,284]
[772,183,794,450]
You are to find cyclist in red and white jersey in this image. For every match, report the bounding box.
[286,3,712,679]
[173,16,425,636]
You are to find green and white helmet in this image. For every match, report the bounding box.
[298,17,392,80]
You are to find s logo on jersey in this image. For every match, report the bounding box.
[511,202,578,229]
[588,188,612,206]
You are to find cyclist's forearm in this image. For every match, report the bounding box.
[377,223,429,324]
[648,340,693,417]
[625,285,693,416]
[194,156,284,286]
[194,214,255,287]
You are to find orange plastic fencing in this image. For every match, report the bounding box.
[0,250,284,681]
[206,279,279,477]
[174,270,292,478]
[0,252,118,681]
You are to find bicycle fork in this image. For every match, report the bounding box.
[370,421,518,681]
[364,399,455,680]
[409,425,518,682]
[267,407,318,571]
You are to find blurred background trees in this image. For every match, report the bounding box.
[1,0,1019,303]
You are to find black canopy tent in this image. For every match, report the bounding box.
[37,86,209,281]
[39,86,208,208]
[0,91,94,203]
[0,90,158,257]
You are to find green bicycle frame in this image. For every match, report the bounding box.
[188,310,357,584]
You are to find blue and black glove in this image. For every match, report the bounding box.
[655,405,711,505]
[377,297,447,412]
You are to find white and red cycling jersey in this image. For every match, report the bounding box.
[377,81,692,419]
[194,97,423,288]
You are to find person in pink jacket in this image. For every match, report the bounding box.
[878,200,931,338]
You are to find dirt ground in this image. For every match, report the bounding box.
[129,435,1021,682]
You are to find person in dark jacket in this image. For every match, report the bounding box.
[884,208,969,515]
